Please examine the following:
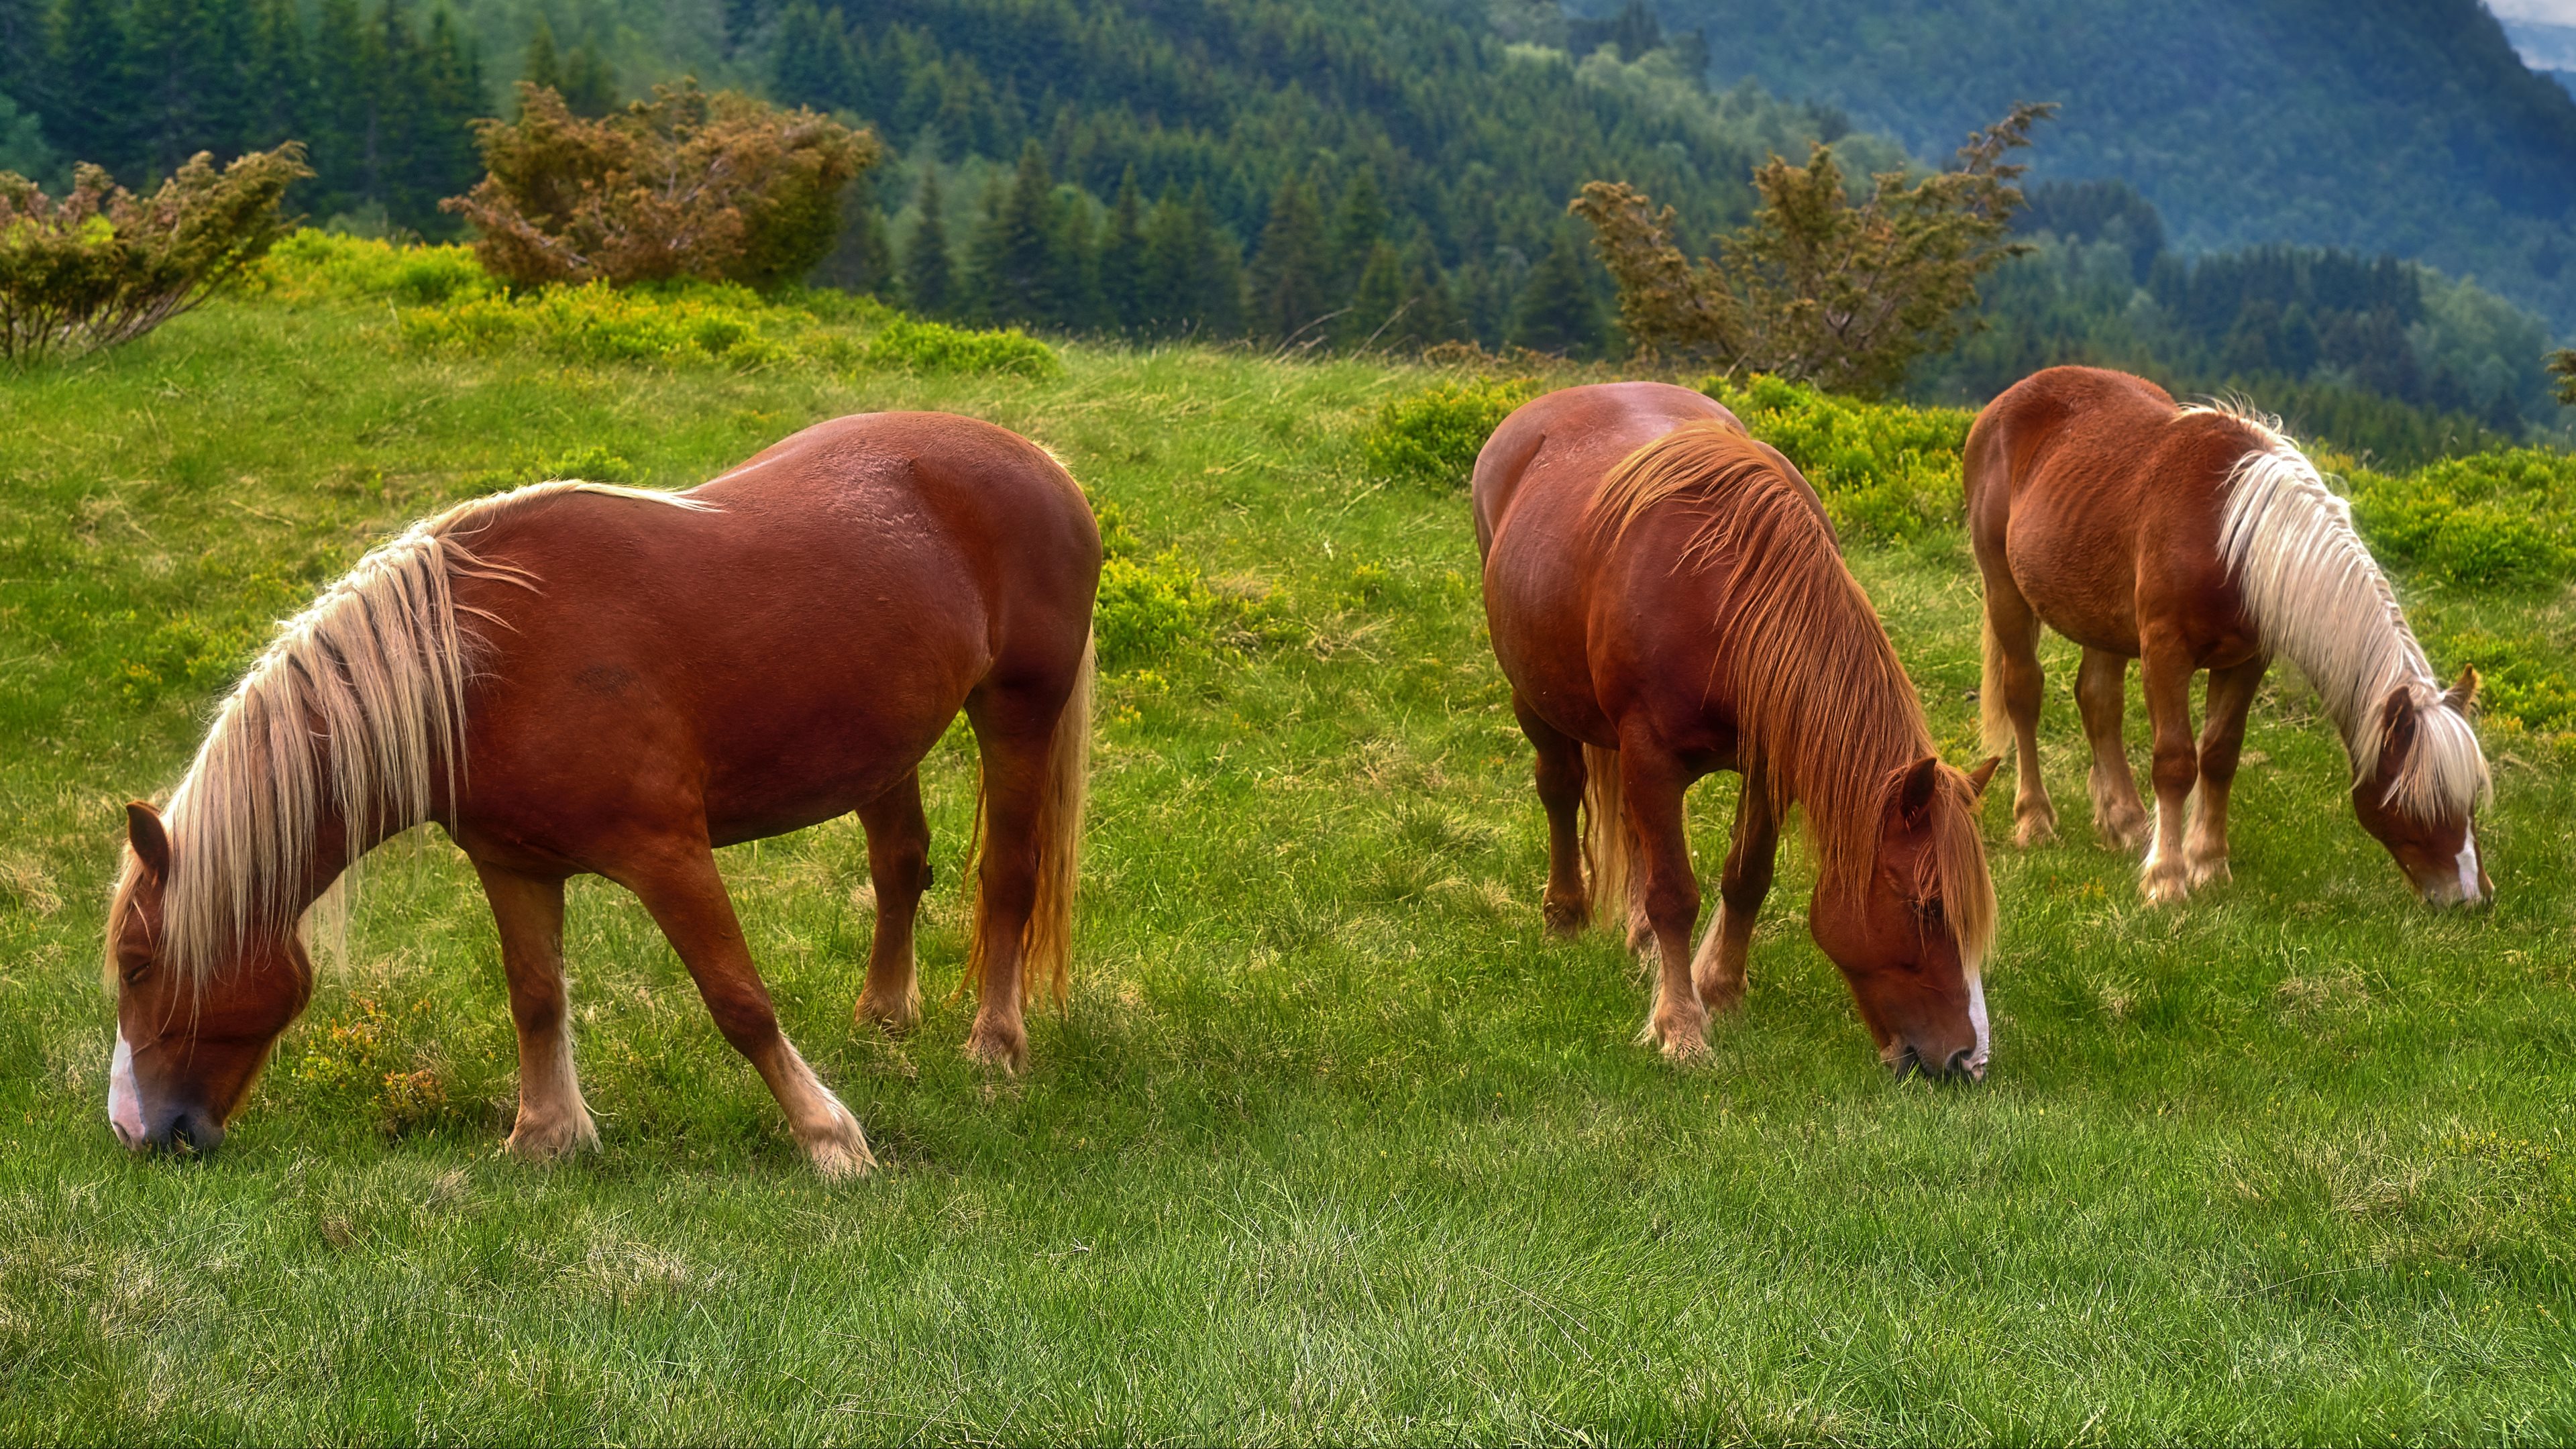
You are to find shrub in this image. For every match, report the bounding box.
[258,229,495,307]
[1573,103,2049,396]
[1095,551,1216,669]
[1360,378,1538,488]
[0,145,311,362]
[400,280,788,368]
[865,315,1059,376]
[2432,629,2576,736]
[444,81,876,290]
[1704,373,1974,540]
[2349,447,2576,588]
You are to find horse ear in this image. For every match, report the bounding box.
[125,802,171,883]
[2377,686,2417,771]
[2444,665,2480,714]
[1895,755,1942,826]
[1966,755,2002,797]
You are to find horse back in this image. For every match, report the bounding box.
[450,413,1099,858]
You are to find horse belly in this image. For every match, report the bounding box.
[2005,498,2143,657]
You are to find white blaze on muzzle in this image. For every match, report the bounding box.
[109,1031,143,1147]
[1966,967,1991,1075]
[2456,826,2482,904]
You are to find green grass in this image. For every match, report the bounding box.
[3,285,2575,1444]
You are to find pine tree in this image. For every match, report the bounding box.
[1097,165,1145,335]
[771,0,849,113]
[903,163,954,317]
[1340,238,1406,350]
[1510,229,1607,357]
[128,0,219,175]
[1326,166,1388,302]
[1393,247,1468,350]
[971,138,1057,325]
[559,38,616,117]
[48,0,138,174]
[1248,172,1329,343]
[1141,182,1246,338]
[815,166,897,297]
[1047,182,1099,330]
[522,15,564,100]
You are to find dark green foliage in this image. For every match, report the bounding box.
[2349,447,2576,588]
[903,164,954,317]
[523,17,615,119]
[1650,0,2576,332]
[812,168,896,297]
[1249,174,1330,345]
[1508,229,1605,358]
[1097,166,1145,335]
[1138,184,1245,339]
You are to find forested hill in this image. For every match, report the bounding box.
[1642,0,2576,331]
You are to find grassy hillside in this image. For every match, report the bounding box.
[1,251,2573,1438]
[1646,0,2576,333]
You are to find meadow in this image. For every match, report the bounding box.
[2,250,2573,1443]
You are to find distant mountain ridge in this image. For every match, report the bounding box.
[1638,0,2576,333]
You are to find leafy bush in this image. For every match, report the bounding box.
[400,280,790,368]
[445,81,876,290]
[866,315,1059,376]
[2349,448,2576,588]
[1359,378,1538,488]
[1095,551,1218,669]
[2431,630,2576,736]
[1704,373,1974,540]
[257,229,496,307]
[0,146,309,362]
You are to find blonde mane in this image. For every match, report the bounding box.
[2194,402,2489,820]
[116,480,716,984]
[1589,420,1996,969]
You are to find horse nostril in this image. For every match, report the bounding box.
[1945,1046,1977,1078]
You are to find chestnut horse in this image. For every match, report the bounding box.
[105,413,1099,1177]
[1476,382,2001,1079]
[1968,366,2489,905]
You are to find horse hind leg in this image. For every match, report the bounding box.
[1692,767,1778,1016]
[1514,695,1590,936]
[622,840,873,1179]
[474,861,598,1160]
[959,649,1091,1075]
[854,771,933,1032]
[1980,583,2057,847]
[2076,648,2150,851]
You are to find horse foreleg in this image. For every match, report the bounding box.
[2137,641,2202,905]
[1515,695,1591,937]
[623,843,873,1179]
[2188,658,2266,887]
[474,862,597,1159]
[1618,740,1709,1063]
[854,771,932,1032]
[1693,767,1777,1015]
[2076,648,2149,851]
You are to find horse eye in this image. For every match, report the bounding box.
[120,957,150,986]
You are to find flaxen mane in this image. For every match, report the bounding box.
[114,481,716,985]
[2192,401,2489,821]
[1587,421,1995,967]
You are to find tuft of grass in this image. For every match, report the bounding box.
[1,264,2573,1442]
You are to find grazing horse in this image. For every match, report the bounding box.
[105,413,1099,1177]
[1967,366,2489,905]
[1476,382,2001,1079]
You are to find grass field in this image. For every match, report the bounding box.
[3,274,2575,1444]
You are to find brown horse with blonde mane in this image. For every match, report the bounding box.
[105,412,1099,1177]
[1968,366,2489,906]
[1476,382,2001,1079]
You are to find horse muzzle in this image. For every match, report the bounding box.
[1887,1042,1986,1084]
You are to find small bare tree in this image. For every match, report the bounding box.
[445,81,876,290]
[0,146,310,363]
[1573,103,2052,396]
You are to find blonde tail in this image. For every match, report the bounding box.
[1580,744,1632,934]
[1980,608,2014,759]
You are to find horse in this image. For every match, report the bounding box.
[1966,366,2490,906]
[104,412,1099,1177]
[1475,382,2002,1079]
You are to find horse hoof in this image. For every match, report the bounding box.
[1640,1012,1712,1063]
[2013,817,2057,849]
[2188,855,2231,888]
[1695,973,1746,1014]
[855,989,919,1034]
[2139,860,2192,904]
[504,1112,600,1161]
[1542,899,1587,938]
[801,1103,877,1181]
[2098,814,2149,852]
[964,1024,1028,1075]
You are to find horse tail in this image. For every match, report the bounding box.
[969,632,1093,1008]
[1580,743,1632,934]
[1980,608,2012,758]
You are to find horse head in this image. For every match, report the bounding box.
[1807,755,2001,1082]
[2351,667,2490,908]
[105,802,313,1155]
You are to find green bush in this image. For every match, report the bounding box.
[1095,551,1216,669]
[2432,629,2576,735]
[1704,373,1974,541]
[400,280,790,368]
[865,315,1059,376]
[2350,448,2576,588]
[258,229,496,307]
[1359,378,1538,488]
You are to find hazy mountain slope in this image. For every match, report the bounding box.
[1646,0,2576,330]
